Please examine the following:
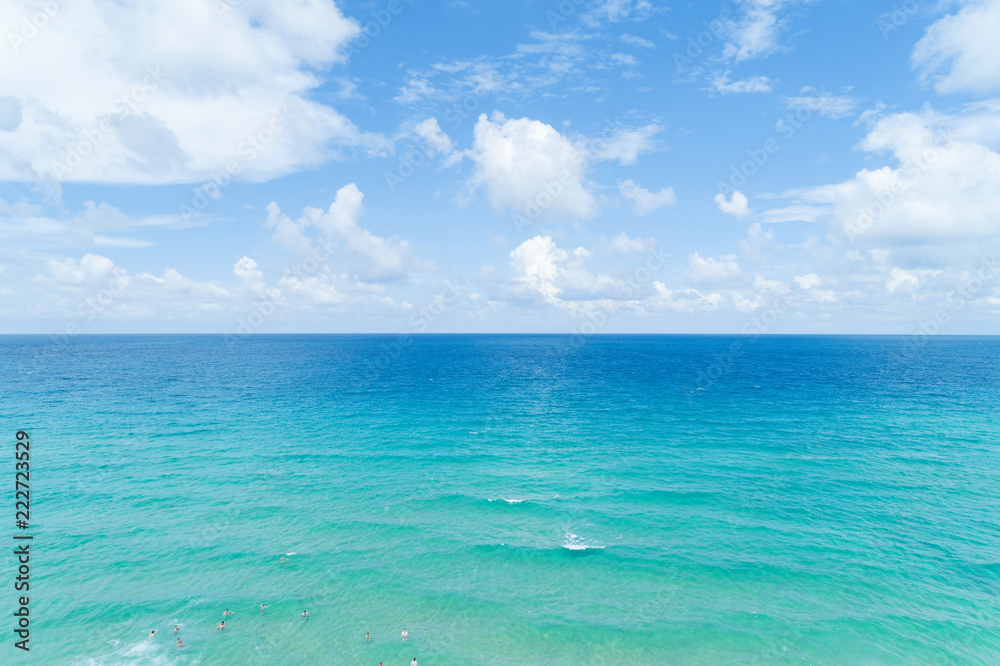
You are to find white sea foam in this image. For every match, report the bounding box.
[562,531,605,551]
[74,637,181,666]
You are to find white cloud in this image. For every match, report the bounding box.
[0,0,387,184]
[467,112,596,221]
[582,0,655,26]
[508,235,627,312]
[783,87,858,119]
[886,267,919,292]
[764,107,1000,243]
[650,283,725,312]
[714,190,751,218]
[722,0,809,62]
[619,179,676,214]
[394,76,444,104]
[609,232,656,253]
[265,183,435,283]
[621,33,655,48]
[47,253,117,285]
[913,0,1000,95]
[414,118,454,156]
[711,72,773,94]
[510,235,587,304]
[591,124,660,165]
[793,273,822,289]
[739,222,775,262]
[756,203,824,224]
[684,252,742,284]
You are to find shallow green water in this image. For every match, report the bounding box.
[1,335,998,664]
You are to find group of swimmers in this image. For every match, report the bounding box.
[148,604,418,663]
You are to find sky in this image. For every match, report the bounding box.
[1,0,999,335]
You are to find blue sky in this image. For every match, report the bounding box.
[2,0,999,334]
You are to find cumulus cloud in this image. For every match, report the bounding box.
[761,106,1000,243]
[414,117,454,156]
[793,273,822,289]
[913,0,1000,95]
[714,190,751,218]
[47,253,117,285]
[508,235,628,311]
[0,0,387,184]
[886,267,919,292]
[265,183,434,283]
[650,283,725,312]
[467,112,596,221]
[684,252,742,284]
[619,179,676,215]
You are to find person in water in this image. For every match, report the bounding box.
[223,609,233,616]
[301,610,308,618]
[176,637,184,648]
[260,603,270,613]
[401,628,408,640]
[217,620,227,631]
[365,632,371,641]
[149,630,156,638]
[173,625,179,633]
[411,658,418,666]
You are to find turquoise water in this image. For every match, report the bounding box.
[1,334,999,664]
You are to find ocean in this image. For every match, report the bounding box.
[1,334,998,664]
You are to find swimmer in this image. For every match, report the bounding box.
[280,556,285,562]
[223,609,234,616]
[149,630,156,638]
[301,610,308,618]
[176,637,184,648]
[401,628,408,640]
[173,625,180,633]
[260,603,270,613]
[365,632,371,641]
[217,620,227,631]
[411,658,418,666]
